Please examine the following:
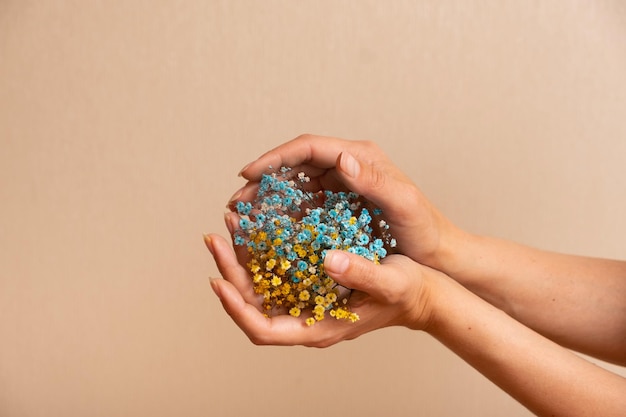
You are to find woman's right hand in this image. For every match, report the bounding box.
[230,134,462,270]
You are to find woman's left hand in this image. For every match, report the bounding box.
[204,231,435,347]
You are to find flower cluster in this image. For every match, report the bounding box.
[233,167,395,325]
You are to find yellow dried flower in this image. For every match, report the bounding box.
[266,258,277,271]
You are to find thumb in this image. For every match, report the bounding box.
[323,250,389,298]
[336,151,410,217]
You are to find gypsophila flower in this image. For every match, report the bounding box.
[232,166,395,325]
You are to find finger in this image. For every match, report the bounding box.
[239,136,419,225]
[223,212,251,268]
[335,151,419,221]
[214,282,359,347]
[210,277,278,342]
[226,175,330,214]
[212,263,409,347]
[226,172,342,217]
[239,134,356,180]
[209,245,406,346]
[323,250,404,302]
[308,168,349,193]
[226,182,259,211]
[204,233,259,306]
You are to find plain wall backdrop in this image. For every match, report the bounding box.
[1,1,625,416]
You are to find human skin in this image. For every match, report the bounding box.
[205,234,626,417]
[228,134,626,365]
[207,134,626,416]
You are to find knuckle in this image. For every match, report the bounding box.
[367,164,386,190]
[315,335,339,348]
[248,330,271,346]
[380,285,403,305]
[378,268,411,305]
[294,133,314,142]
[352,143,386,191]
[248,334,266,346]
[311,340,331,349]
[350,260,378,290]
[358,139,379,151]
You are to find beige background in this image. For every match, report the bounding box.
[1,1,625,416]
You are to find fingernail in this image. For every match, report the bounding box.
[224,212,236,235]
[203,234,214,254]
[325,251,350,274]
[340,152,360,178]
[238,162,251,177]
[209,277,222,298]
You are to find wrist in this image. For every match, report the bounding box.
[420,217,473,278]
[415,267,467,334]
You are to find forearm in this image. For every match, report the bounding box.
[433,230,626,364]
[426,273,626,417]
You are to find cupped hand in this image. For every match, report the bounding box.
[204,232,436,347]
[229,134,460,269]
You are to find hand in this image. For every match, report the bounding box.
[204,232,435,347]
[230,134,461,270]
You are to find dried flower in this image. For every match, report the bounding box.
[233,167,395,325]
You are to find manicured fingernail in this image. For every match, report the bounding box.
[203,234,214,254]
[340,152,360,178]
[209,277,222,298]
[238,162,251,177]
[224,212,236,235]
[325,251,350,274]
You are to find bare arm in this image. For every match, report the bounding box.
[236,134,626,364]
[436,232,626,365]
[205,233,626,416]
[428,271,626,417]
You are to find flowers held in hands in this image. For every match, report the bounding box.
[233,167,396,325]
